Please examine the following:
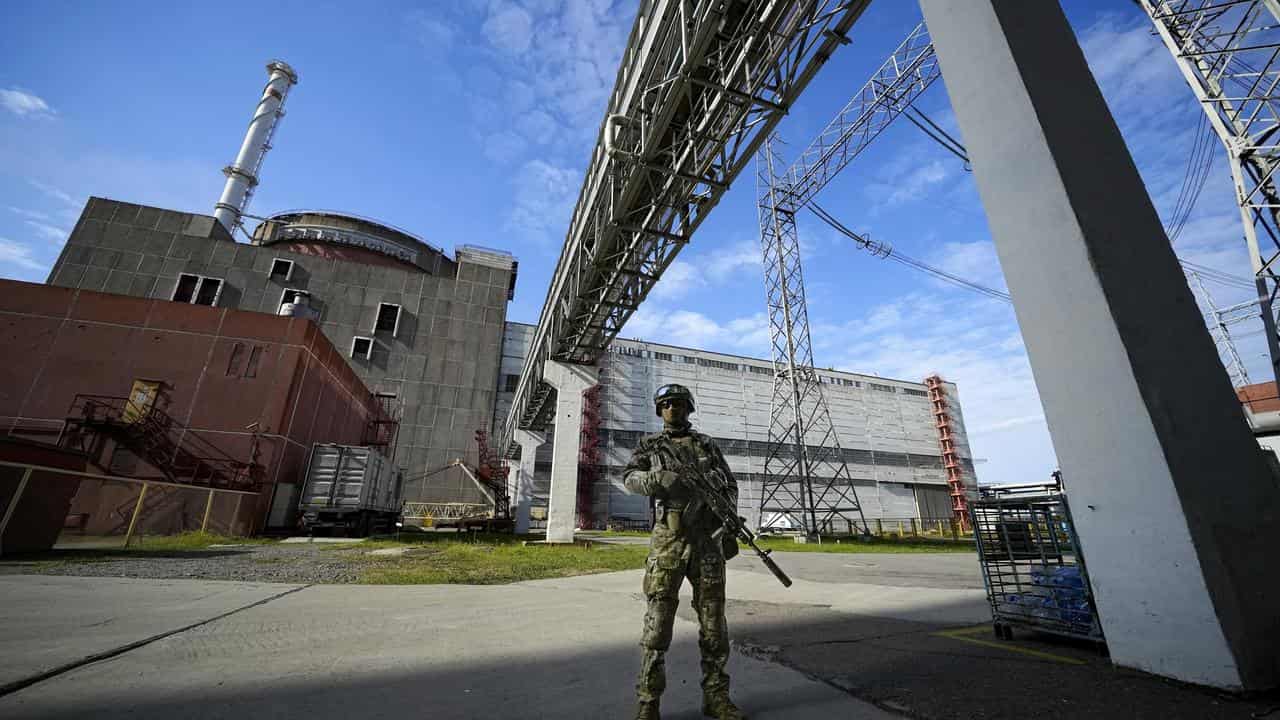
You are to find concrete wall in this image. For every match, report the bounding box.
[47,198,517,503]
[0,280,384,534]
[497,322,977,528]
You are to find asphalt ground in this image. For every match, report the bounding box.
[1,550,1275,719]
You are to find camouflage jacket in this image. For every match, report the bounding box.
[623,428,739,531]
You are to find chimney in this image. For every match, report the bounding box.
[213,59,298,235]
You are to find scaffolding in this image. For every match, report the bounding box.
[926,375,969,528]
[577,384,603,528]
[474,429,511,520]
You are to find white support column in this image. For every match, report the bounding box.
[542,360,599,544]
[513,429,545,535]
[919,0,1280,690]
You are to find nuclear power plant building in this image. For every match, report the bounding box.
[45,198,517,510]
[496,322,978,530]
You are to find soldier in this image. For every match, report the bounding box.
[624,384,745,720]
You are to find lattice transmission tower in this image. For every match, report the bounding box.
[1188,270,1252,386]
[755,24,939,537]
[1139,0,1280,386]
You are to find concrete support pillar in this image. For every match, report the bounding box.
[513,429,545,535]
[542,360,599,544]
[920,0,1280,690]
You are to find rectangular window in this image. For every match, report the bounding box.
[503,374,519,392]
[351,336,373,360]
[696,358,739,371]
[748,365,772,375]
[375,303,402,336]
[173,274,223,306]
[172,274,199,303]
[902,388,929,397]
[244,346,263,378]
[194,277,222,306]
[227,343,245,377]
[270,258,294,281]
[683,356,697,365]
[278,289,310,312]
[654,352,672,361]
[869,383,895,393]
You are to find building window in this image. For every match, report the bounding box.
[748,365,772,375]
[503,374,520,392]
[279,289,310,312]
[869,383,895,393]
[375,303,402,336]
[351,336,373,360]
[173,274,199,303]
[654,352,673,361]
[227,343,245,377]
[682,356,698,365]
[270,258,294,281]
[696,358,739,371]
[244,346,263,378]
[172,273,223,307]
[902,388,928,397]
[226,342,264,378]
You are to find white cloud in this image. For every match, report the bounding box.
[0,88,54,117]
[625,306,770,356]
[505,159,580,241]
[24,220,69,244]
[7,206,50,221]
[704,239,762,283]
[0,238,45,271]
[483,3,535,54]
[408,11,458,52]
[482,131,528,163]
[516,109,558,145]
[28,180,77,207]
[648,239,762,301]
[649,260,703,301]
[925,240,1009,293]
[886,159,950,206]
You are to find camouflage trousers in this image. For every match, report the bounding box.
[637,521,730,704]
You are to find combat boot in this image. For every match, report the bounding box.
[702,693,746,720]
[635,699,660,720]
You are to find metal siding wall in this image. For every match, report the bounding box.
[495,324,977,523]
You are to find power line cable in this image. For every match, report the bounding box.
[902,107,970,166]
[808,202,1011,302]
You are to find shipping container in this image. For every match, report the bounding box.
[298,444,403,536]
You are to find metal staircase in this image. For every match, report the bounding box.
[60,395,263,492]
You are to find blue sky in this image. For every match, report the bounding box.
[0,1,1264,485]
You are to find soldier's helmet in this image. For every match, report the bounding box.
[653,384,696,416]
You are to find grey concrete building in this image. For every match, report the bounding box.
[47,198,517,504]
[497,322,977,531]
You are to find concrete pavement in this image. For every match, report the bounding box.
[0,575,303,689]
[4,551,1267,719]
[0,568,901,720]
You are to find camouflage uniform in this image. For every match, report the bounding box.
[623,426,739,716]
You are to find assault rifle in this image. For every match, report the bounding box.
[646,440,792,588]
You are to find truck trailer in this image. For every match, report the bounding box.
[298,444,402,536]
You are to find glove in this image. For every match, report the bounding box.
[651,469,680,491]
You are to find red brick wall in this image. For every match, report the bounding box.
[1237,382,1280,415]
[0,279,384,535]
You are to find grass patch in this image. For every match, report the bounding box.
[130,531,274,550]
[351,535,649,584]
[752,535,974,554]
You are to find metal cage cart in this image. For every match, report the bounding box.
[970,475,1105,645]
